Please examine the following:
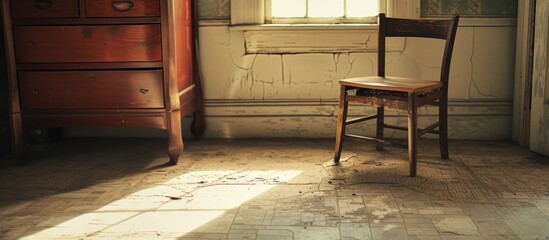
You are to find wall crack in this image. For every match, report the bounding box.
[468,28,498,99]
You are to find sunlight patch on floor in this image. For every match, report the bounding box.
[22,170,302,239]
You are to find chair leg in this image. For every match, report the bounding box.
[408,95,418,177]
[376,106,384,151]
[439,99,449,159]
[334,85,349,163]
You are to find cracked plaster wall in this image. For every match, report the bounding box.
[200,27,515,101]
[197,24,516,139]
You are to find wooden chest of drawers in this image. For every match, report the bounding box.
[1,0,205,164]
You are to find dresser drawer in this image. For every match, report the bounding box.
[14,25,162,63]
[11,0,79,19]
[86,0,160,17]
[19,70,165,109]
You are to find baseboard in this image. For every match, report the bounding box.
[199,99,512,139]
[64,99,512,140]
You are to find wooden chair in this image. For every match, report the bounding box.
[334,14,460,177]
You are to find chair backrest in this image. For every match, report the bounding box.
[377,14,460,92]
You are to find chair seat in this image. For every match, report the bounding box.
[339,76,443,94]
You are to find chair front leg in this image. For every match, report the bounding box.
[334,85,349,163]
[408,94,418,177]
[376,105,384,151]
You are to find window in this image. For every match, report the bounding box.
[231,0,418,25]
[267,0,382,24]
[230,0,419,54]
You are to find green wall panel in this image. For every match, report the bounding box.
[198,0,230,20]
[421,0,518,17]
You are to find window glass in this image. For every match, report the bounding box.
[270,0,379,22]
[308,0,344,18]
[271,0,306,18]
[346,0,378,18]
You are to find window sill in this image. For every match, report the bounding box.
[230,23,379,32]
[233,23,403,54]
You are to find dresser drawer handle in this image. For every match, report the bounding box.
[111,1,134,12]
[140,88,149,94]
[34,0,52,10]
[32,89,40,95]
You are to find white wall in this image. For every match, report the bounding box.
[196,20,516,140]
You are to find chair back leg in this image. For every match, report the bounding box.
[439,98,449,159]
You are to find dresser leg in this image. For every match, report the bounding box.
[46,128,64,141]
[190,109,205,139]
[11,113,29,165]
[167,110,184,165]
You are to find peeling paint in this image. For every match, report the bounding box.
[382,224,399,232]
[280,55,285,85]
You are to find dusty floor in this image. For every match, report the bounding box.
[1,138,549,239]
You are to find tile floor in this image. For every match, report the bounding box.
[1,138,549,239]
